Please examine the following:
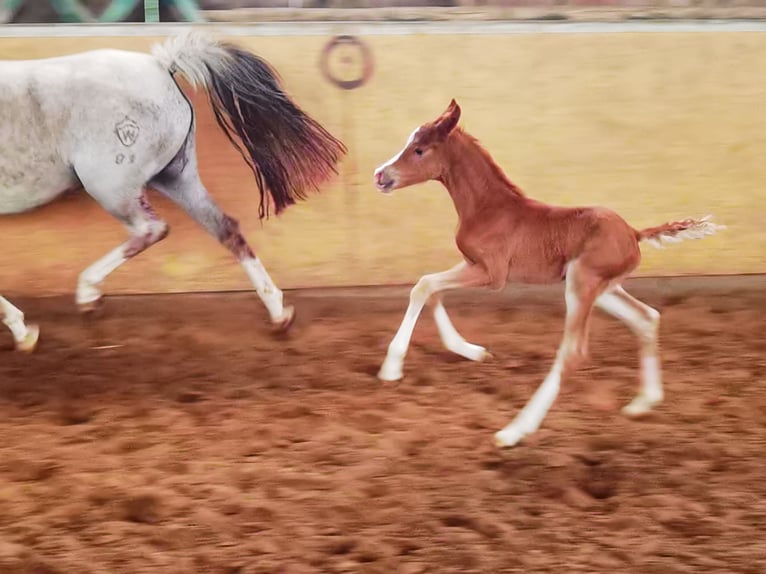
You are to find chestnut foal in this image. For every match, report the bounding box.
[373,99,723,448]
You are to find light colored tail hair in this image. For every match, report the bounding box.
[637,215,725,248]
[151,30,231,89]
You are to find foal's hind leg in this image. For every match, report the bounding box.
[150,154,293,330]
[495,262,606,447]
[596,286,662,415]
[0,296,39,352]
[431,295,492,362]
[77,191,169,310]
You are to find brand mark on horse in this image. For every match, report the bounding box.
[115,117,140,147]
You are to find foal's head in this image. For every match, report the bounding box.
[374,99,461,193]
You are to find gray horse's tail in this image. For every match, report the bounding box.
[152,31,346,219]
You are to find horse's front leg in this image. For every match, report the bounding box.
[76,191,169,312]
[430,294,492,362]
[378,261,490,382]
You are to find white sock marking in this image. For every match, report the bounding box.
[77,246,128,305]
[0,296,32,345]
[378,276,430,381]
[595,287,663,416]
[433,300,488,361]
[241,257,286,323]
[495,265,582,447]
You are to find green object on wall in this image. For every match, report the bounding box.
[2,1,203,23]
[144,0,159,21]
[1,0,25,23]
[49,0,141,22]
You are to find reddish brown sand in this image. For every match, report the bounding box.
[0,285,764,573]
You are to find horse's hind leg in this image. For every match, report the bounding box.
[0,296,39,352]
[150,150,294,330]
[77,191,169,310]
[595,285,662,415]
[495,261,606,447]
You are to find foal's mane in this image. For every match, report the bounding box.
[451,128,525,198]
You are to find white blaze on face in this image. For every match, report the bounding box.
[374,127,420,178]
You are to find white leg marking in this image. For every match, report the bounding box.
[76,204,167,308]
[378,262,483,382]
[77,246,127,305]
[623,355,663,416]
[495,353,565,447]
[595,286,663,416]
[378,276,431,382]
[494,263,583,447]
[241,257,292,325]
[0,296,39,352]
[433,298,490,362]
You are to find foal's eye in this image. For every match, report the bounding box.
[414,148,424,156]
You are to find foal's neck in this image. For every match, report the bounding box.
[439,129,525,221]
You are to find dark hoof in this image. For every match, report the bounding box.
[78,297,104,316]
[272,306,296,333]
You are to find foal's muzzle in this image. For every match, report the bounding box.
[374,167,396,193]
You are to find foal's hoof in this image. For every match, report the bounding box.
[78,297,104,315]
[452,342,492,363]
[621,394,662,417]
[272,306,296,333]
[16,324,40,353]
[377,366,403,383]
[493,426,526,448]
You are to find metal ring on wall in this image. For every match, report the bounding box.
[319,35,374,91]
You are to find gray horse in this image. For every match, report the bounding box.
[0,31,346,351]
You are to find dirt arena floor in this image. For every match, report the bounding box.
[0,282,764,573]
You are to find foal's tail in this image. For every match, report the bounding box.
[636,215,725,248]
[152,31,346,219]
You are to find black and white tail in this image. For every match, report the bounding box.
[152,31,347,219]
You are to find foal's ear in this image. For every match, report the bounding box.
[434,98,461,139]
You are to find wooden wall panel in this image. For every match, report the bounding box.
[0,27,763,296]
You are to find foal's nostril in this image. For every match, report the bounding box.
[374,168,395,191]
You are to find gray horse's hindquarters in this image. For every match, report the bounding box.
[0,32,346,349]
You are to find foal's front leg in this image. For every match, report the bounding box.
[431,295,492,362]
[378,262,489,381]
